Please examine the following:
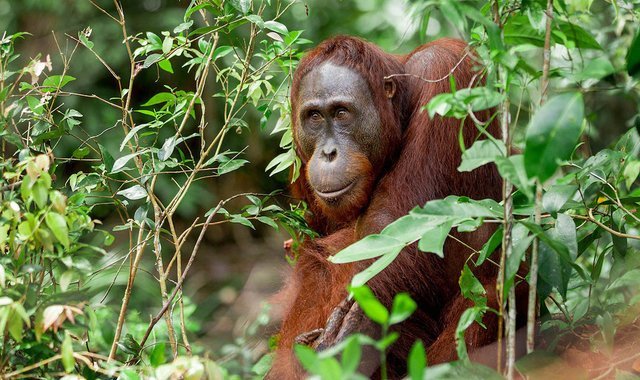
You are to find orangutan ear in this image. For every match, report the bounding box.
[384,78,396,99]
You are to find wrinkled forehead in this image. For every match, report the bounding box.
[297,62,372,101]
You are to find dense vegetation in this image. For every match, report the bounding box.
[0,0,639,378]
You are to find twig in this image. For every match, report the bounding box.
[383,51,470,83]
[571,210,640,241]
[109,222,151,360]
[150,176,178,356]
[528,0,554,355]
[138,195,240,348]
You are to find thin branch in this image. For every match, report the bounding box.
[571,210,640,241]
[384,51,470,83]
[138,194,243,348]
[528,0,554,355]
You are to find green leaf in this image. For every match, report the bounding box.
[381,214,451,244]
[504,16,601,50]
[389,293,417,325]
[149,342,166,367]
[7,308,23,342]
[79,32,94,49]
[42,75,76,91]
[294,345,319,374]
[217,158,248,175]
[229,0,250,14]
[264,20,288,35]
[351,248,402,287]
[45,212,69,248]
[504,15,545,47]
[537,213,577,298]
[213,45,234,60]
[141,92,176,107]
[158,59,173,73]
[495,155,534,199]
[524,92,584,182]
[245,15,264,28]
[460,265,486,308]
[627,30,640,77]
[117,185,148,200]
[112,151,145,173]
[455,307,481,361]
[158,136,177,161]
[542,184,577,214]
[72,146,90,159]
[330,234,405,263]
[556,20,601,50]
[476,227,502,266]
[61,331,75,372]
[426,361,503,379]
[60,271,74,292]
[505,224,534,295]
[376,332,399,350]
[408,340,427,380]
[350,286,389,325]
[257,216,278,229]
[417,221,453,258]
[162,36,173,54]
[414,196,504,218]
[252,353,273,376]
[173,20,193,34]
[341,337,362,374]
[142,53,162,69]
[623,160,640,189]
[230,215,254,229]
[458,140,506,172]
[32,181,48,209]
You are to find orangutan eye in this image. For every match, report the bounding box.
[335,108,348,119]
[309,111,323,122]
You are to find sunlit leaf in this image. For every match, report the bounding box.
[390,293,417,325]
[350,286,389,325]
[408,340,426,380]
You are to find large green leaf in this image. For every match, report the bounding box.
[417,221,453,258]
[413,196,504,218]
[556,21,601,50]
[458,140,506,172]
[381,214,452,244]
[329,234,404,264]
[524,92,584,182]
[350,247,402,287]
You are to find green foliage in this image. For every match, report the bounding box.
[0,0,311,377]
[325,0,640,377]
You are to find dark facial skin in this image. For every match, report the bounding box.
[295,62,385,213]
